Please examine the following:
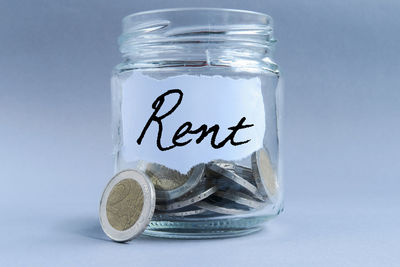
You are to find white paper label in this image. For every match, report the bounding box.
[121,72,265,173]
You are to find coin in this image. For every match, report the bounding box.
[156,182,218,211]
[207,163,263,200]
[142,163,205,201]
[195,201,249,215]
[214,191,266,209]
[234,165,255,183]
[99,169,155,242]
[251,148,279,202]
[154,206,207,217]
[209,161,256,185]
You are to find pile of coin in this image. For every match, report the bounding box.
[99,148,279,242]
[147,148,279,218]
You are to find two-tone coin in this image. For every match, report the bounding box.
[251,148,279,202]
[207,162,263,200]
[99,170,156,242]
[142,163,205,202]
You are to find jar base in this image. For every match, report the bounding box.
[143,227,262,239]
[143,215,275,239]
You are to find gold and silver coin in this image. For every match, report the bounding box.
[99,170,156,242]
[251,148,279,202]
[141,162,205,202]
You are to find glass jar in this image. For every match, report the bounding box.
[111,8,282,238]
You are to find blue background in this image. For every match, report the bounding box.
[1,1,399,266]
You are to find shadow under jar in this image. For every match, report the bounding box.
[111,8,283,239]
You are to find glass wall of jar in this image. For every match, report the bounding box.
[111,8,282,238]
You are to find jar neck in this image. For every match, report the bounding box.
[118,8,279,74]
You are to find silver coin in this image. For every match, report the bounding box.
[156,183,218,211]
[154,207,207,217]
[99,169,155,242]
[210,161,255,184]
[234,165,255,181]
[195,201,249,215]
[207,163,263,200]
[141,162,205,201]
[251,148,279,202]
[214,191,266,209]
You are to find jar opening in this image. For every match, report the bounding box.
[118,8,277,73]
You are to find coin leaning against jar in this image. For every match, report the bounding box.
[99,170,156,242]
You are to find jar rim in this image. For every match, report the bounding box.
[122,7,272,25]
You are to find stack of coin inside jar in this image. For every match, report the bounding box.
[142,148,279,218]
